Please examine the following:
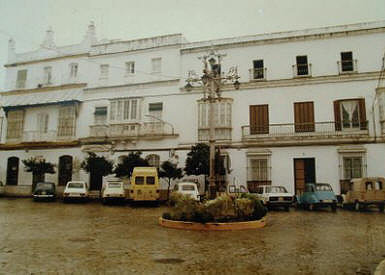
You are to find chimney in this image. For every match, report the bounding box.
[41,26,56,49]
[7,38,16,63]
[82,21,97,46]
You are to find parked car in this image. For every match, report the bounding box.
[0,181,4,196]
[227,184,249,198]
[63,181,89,202]
[102,179,125,204]
[342,177,385,212]
[173,182,201,201]
[33,182,56,201]
[296,183,338,212]
[253,185,293,211]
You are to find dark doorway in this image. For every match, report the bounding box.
[58,155,73,186]
[90,171,103,191]
[6,157,19,186]
[294,158,316,195]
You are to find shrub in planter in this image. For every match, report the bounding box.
[205,194,236,221]
[235,198,254,219]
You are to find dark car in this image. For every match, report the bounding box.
[33,182,56,201]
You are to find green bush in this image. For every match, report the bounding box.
[163,192,267,223]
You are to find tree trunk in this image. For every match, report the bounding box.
[32,173,45,192]
[167,179,171,201]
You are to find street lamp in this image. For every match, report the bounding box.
[185,49,240,199]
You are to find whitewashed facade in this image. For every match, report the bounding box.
[1,21,385,196]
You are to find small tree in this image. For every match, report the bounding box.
[81,153,113,190]
[184,143,225,193]
[159,160,183,200]
[22,157,56,191]
[114,151,149,178]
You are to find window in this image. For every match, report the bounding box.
[146,154,160,168]
[343,157,363,179]
[125,61,135,75]
[37,113,49,134]
[43,66,52,84]
[248,158,269,182]
[341,51,354,72]
[6,110,24,139]
[110,98,139,121]
[252,60,264,79]
[94,106,107,125]
[294,102,315,132]
[249,105,269,134]
[146,176,155,185]
[100,64,109,79]
[296,55,309,76]
[16,70,27,89]
[135,176,144,185]
[375,181,383,190]
[69,63,78,78]
[58,105,76,137]
[333,99,366,131]
[151,58,162,73]
[149,103,163,120]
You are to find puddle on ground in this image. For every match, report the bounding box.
[153,258,185,264]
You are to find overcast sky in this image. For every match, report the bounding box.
[0,0,384,90]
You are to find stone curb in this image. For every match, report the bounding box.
[159,216,266,231]
[374,259,385,275]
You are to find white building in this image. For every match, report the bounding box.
[1,21,385,196]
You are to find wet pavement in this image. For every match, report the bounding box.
[0,198,384,274]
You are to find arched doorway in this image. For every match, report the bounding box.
[58,155,73,186]
[6,157,19,185]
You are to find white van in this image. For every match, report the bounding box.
[173,182,201,201]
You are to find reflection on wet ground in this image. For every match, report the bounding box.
[0,198,384,274]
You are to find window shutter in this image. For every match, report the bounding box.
[358,98,366,130]
[333,100,341,131]
[294,102,314,132]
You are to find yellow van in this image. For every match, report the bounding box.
[130,167,160,202]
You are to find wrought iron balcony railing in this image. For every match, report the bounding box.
[292,63,312,77]
[337,59,358,74]
[242,121,368,140]
[248,68,267,81]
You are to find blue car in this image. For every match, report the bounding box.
[296,183,338,212]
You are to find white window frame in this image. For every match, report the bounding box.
[37,113,49,134]
[338,148,367,181]
[6,110,24,139]
[125,61,135,76]
[43,66,52,84]
[57,105,76,137]
[198,100,232,128]
[100,64,109,80]
[69,63,78,78]
[16,69,27,89]
[247,156,271,182]
[340,100,361,131]
[151,58,162,73]
[110,98,140,122]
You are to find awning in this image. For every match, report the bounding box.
[1,89,82,110]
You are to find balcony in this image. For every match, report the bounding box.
[6,130,76,144]
[337,59,358,74]
[198,127,232,142]
[88,122,175,140]
[241,121,369,145]
[292,63,312,78]
[248,68,267,81]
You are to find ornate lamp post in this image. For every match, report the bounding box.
[185,49,240,199]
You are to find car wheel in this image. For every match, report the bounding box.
[379,204,384,213]
[354,201,361,211]
[308,204,314,211]
[285,206,290,212]
[331,204,337,212]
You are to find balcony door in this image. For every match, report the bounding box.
[294,102,314,132]
[58,155,73,186]
[249,105,269,134]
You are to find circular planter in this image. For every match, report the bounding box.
[159,217,266,231]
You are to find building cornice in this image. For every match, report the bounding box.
[181,22,385,54]
[1,83,87,96]
[180,71,381,93]
[4,53,88,68]
[0,140,80,150]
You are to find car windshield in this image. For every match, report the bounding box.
[36,183,54,190]
[182,185,195,191]
[135,177,144,185]
[68,182,85,188]
[107,182,122,188]
[316,184,332,191]
[266,186,287,193]
[146,177,155,185]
